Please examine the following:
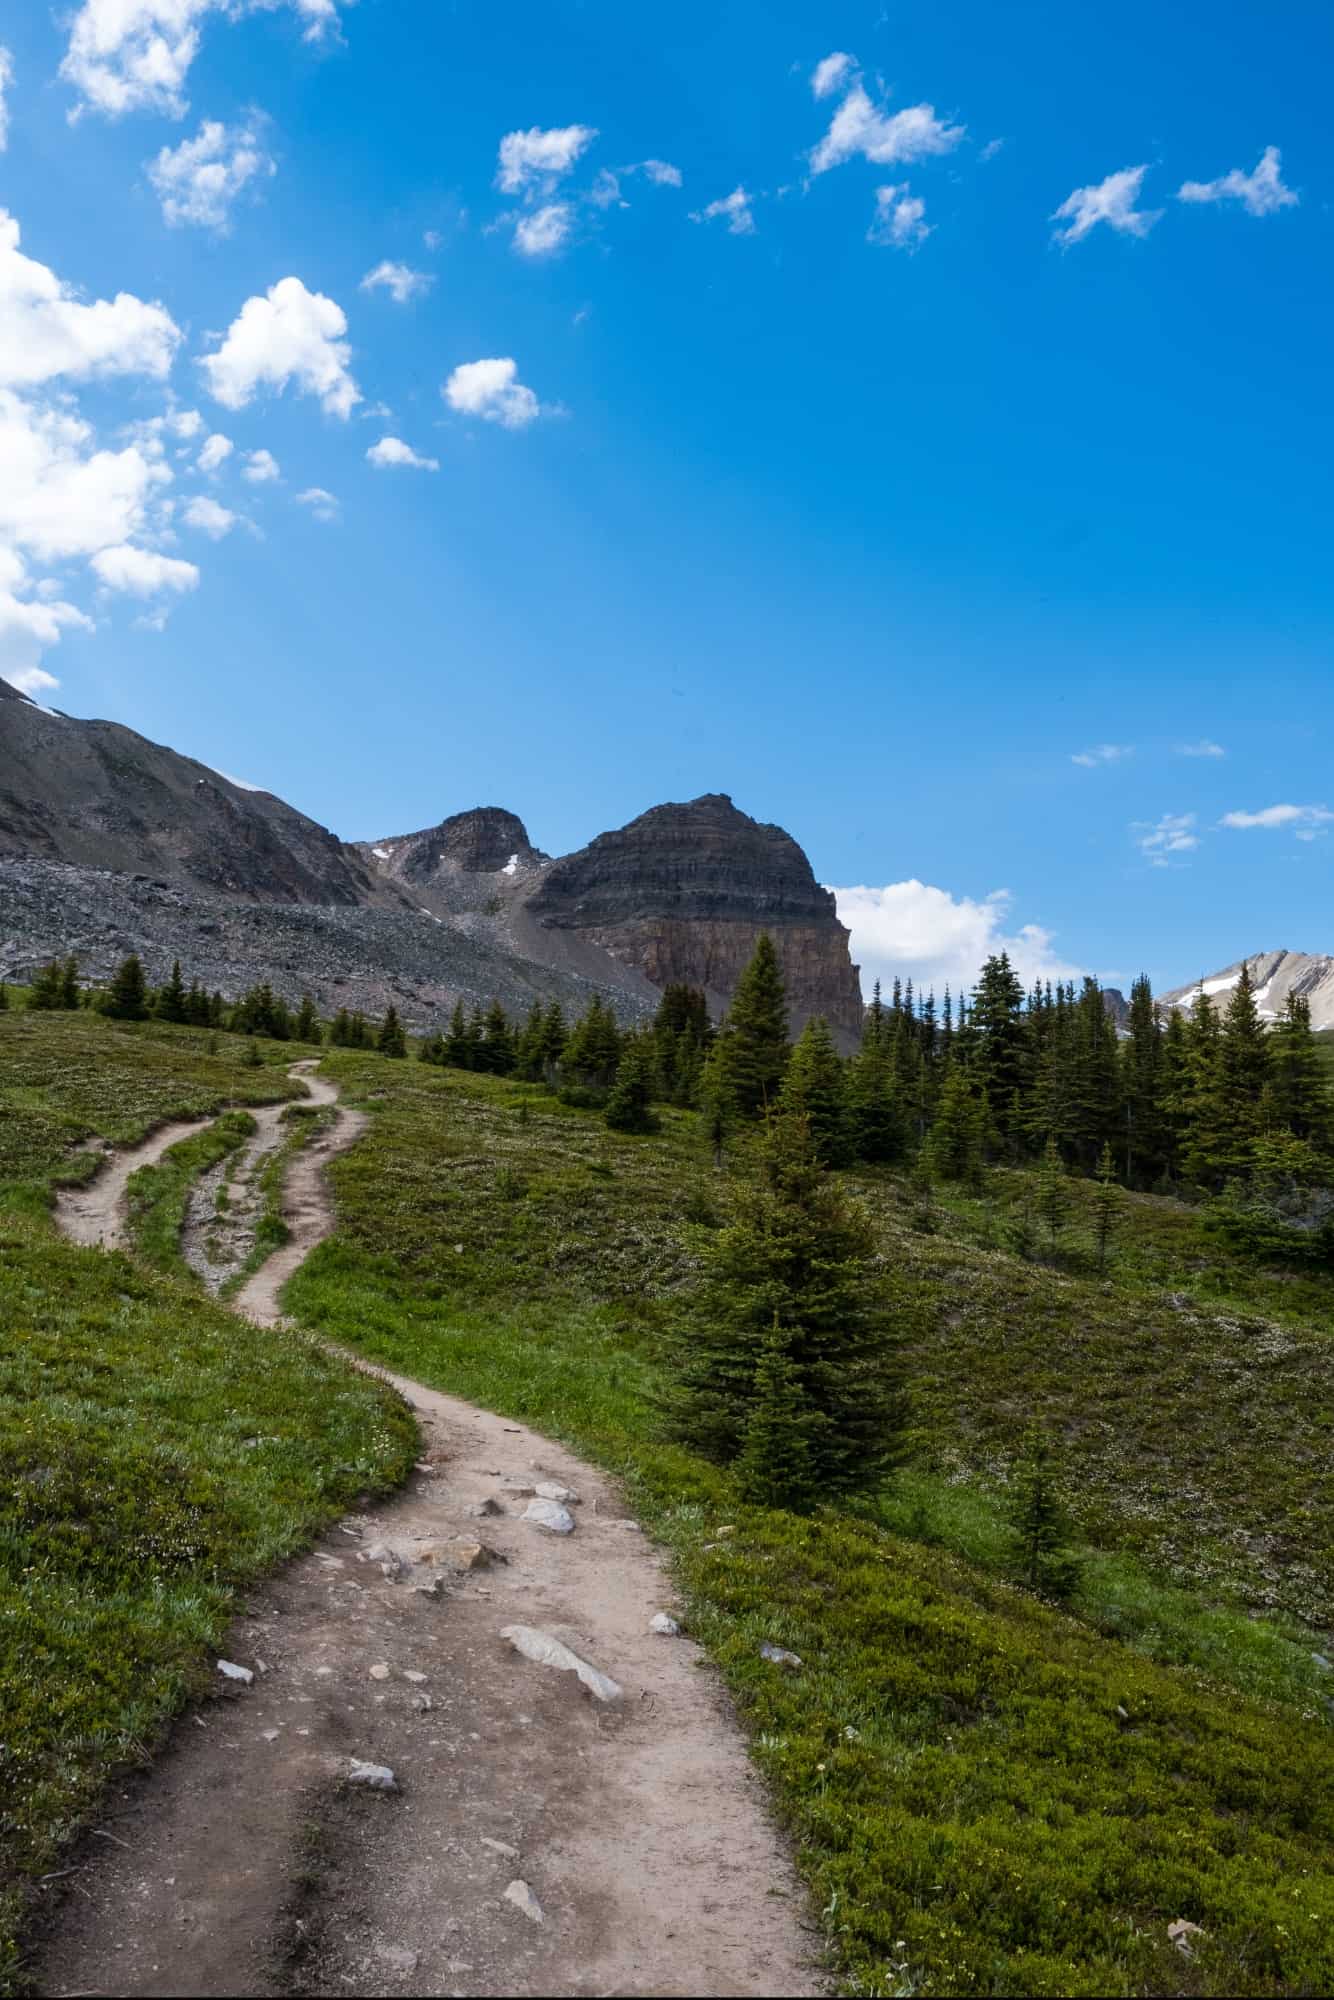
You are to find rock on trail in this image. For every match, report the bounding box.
[37,1062,823,1999]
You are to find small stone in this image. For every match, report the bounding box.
[403,1670,428,1684]
[347,1759,396,1790]
[481,1836,520,1859]
[261,1728,280,1742]
[413,1576,445,1599]
[411,1693,433,1712]
[1167,1919,1207,1956]
[522,1497,575,1535]
[216,1660,253,1685]
[759,1643,802,1670]
[649,1612,681,1637]
[500,1624,622,1702]
[376,1945,420,1975]
[467,1497,504,1518]
[503,1880,543,1924]
[500,1478,537,1497]
[1312,1653,1332,1671]
[534,1481,579,1505]
[414,1461,435,1474]
[447,1540,493,1572]
[369,1663,391,1681]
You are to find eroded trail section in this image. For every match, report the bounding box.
[41,1068,822,2000]
[55,1114,213,1250]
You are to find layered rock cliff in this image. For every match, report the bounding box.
[354,808,547,916]
[523,793,863,1042]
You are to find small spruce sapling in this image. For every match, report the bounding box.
[734,1314,819,1511]
[1092,1140,1119,1274]
[1008,1425,1082,1602]
[1035,1134,1070,1258]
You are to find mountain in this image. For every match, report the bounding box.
[1160,950,1334,1030]
[0,696,861,1037]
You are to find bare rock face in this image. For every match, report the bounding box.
[524,794,862,1042]
[356,808,548,915]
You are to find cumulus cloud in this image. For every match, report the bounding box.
[360,260,432,303]
[91,542,199,596]
[809,83,964,177]
[1220,803,1334,835]
[0,547,92,696]
[242,447,280,482]
[197,431,232,473]
[0,388,171,562]
[61,0,347,120]
[1177,738,1225,758]
[832,880,1082,1002]
[513,201,573,256]
[690,186,755,235]
[169,406,203,439]
[183,494,235,537]
[868,184,929,249]
[444,357,541,429]
[0,46,13,152]
[295,485,338,520]
[147,116,274,229]
[1072,743,1133,767]
[1178,145,1297,218]
[200,276,359,417]
[0,209,180,389]
[1051,166,1160,246]
[1134,812,1199,865]
[811,51,856,101]
[588,170,624,211]
[366,435,438,470]
[496,123,597,194]
[641,158,683,187]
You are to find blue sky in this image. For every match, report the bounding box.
[1,0,1331,1001]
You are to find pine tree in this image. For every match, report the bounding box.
[777,1017,850,1165]
[1270,993,1334,1150]
[698,1039,738,1168]
[971,952,1030,1147]
[27,961,64,1010]
[714,933,790,1117]
[244,1034,264,1067]
[156,959,188,1024]
[330,1008,352,1048]
[562,997,621,1087]
[845,1025,904,1163]
[734,1314,820,1511]
[666,1112,909,1498]
[1178,987,1226,1188]
[443,1000,471,1068]
[604,1036,660,1133]
[1035,1134,1070,1256]
[60,956,80,1009]
[1120,975,1165,1186]
[539,1001,568,1076]
[348,1010,371,1050]
[377,1004,407,1058]
[512,1001,547,1081]
[1007,1426,1081,1602]
[481,999,515,1075]
[0,980,7,1011]
[104,953,149,1021]
[1215,963,1270,1179]
[1092,1140,1119,1274]
[926,1064,986,1185]
[294,995,320,1043]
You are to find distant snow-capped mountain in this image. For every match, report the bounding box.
[1160,950,1334,1029]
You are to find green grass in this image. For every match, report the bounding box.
[124,1110,256,1276]
[0,1014,415,1991]
[280,1054,1334,1998]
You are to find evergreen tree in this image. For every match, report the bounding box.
[1035,1135,1070,1256]
[777,1016,850,1166]
[1092,1140,1119,1274]
[443,1000,472,1068]
[1120,975,1165,1186]
[1215,962,1270,1179]
[845,1025,904,1163]
[0,980,7,1011]
[244,1034,264,1067]
[104,952,149,1021]
[667,1112,909,1499]
[330,1007,352,1048]
[1007,1426,1081,1602]
[60,955,80,1009]
[734,1314,820,1512]
[925,1065,987,1185]
[27,960,64,1010]
[562,997,622,1086]
[971,952,1029,1147]
[512,1001,548,1081]
[538,1001,568,1076]
[714,933,790,1117]
[377,1004,407,1058]
[348,1010,371,1050]
[419,1029,445,1065]
[1270,993,1334,1150]
[1178,987,1226,1188]
[156,958,188,1024]
[698,1038,738,1169]
[186,981,211,1027]
[604,1035,660,1134]
[480,998,515,1075]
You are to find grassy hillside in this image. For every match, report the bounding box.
[0,1012,415,1991]
[282,1053,1334,1999]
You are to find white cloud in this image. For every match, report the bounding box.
[444,357,541,429]
[366,435,438,471]
[242,446,280,482]
[979,138,1005,163]
[690,186,755,235]
[91,542,199,596]
[1072,742,1133,767]
[832,880,1082,1001]
[169,406,203,439]
[1178,145,1297,218]
[0,389,171,561]
[360,260,432,303]
[514,202,573,256]
[1177,738,1225,758]
[295,485,338,520]
[61,0,347,120]
[588,169,623,210]
[810,84,964,177]
[1220,803,1334,832]
[0,47,13,152]
[1051,166,1160,246]
[183,494,235,537]
[868,183,929,249]
[641,159,683,187]
[496,123,597,194]
[0,209,180,389]
[0,547,92,695]
[811,51,856,101]
[200,276,359,417]
[197,430,232,473]
[147,116,274,229]
[1134,811,1199,865]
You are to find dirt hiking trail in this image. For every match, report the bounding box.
[38,1063,824,1999]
